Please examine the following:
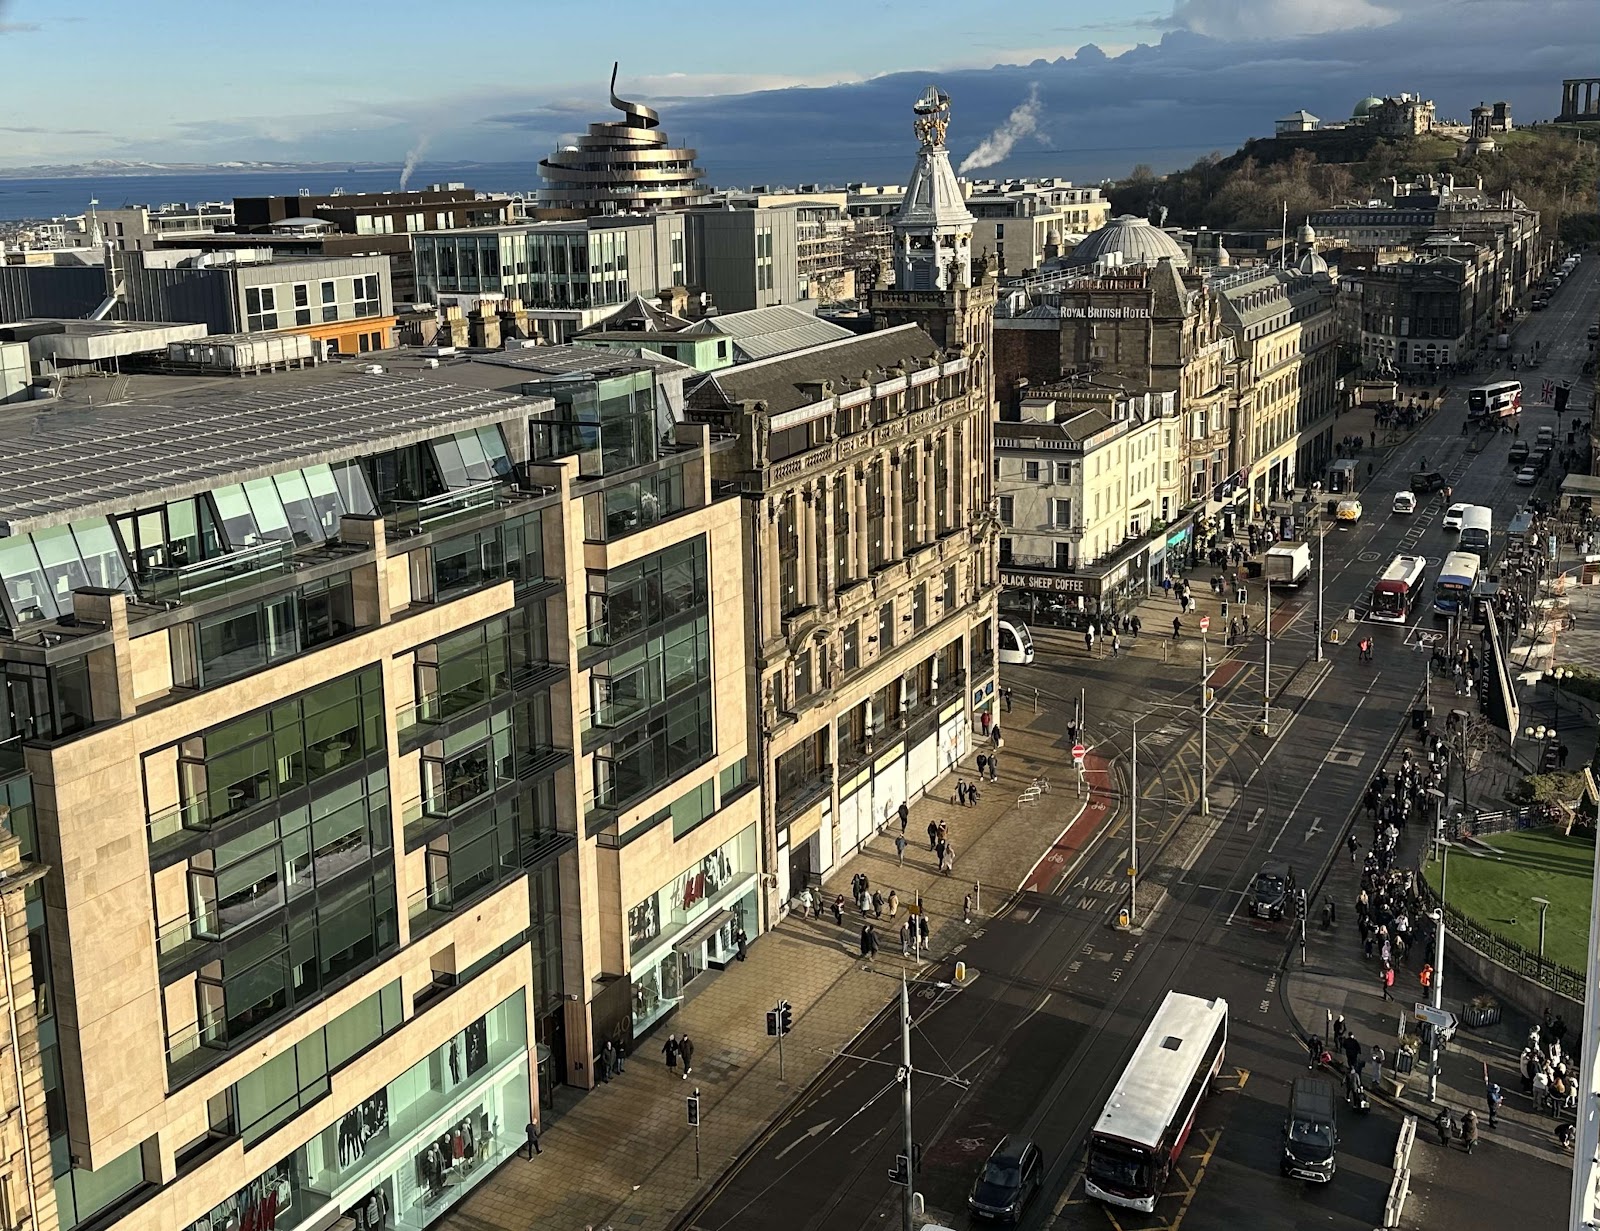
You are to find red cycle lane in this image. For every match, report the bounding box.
[1018,750,1118,895]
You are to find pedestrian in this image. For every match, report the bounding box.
[941,843,955,875]
[600,1039,614,1082]
[1434,1106,1453,1147]
[525,1120,542,1157]
[800,886,814,918]
[898,801,910,833]
[872,890,884,918]
[678,1034,694,1079]
[990,723,1002,748]
[735,926,748,961]
[1461,1108,1478,1154]
[1173,616,1182,640]
[1306,1033,1323,1070]
[888,889,899,918]
[899,920,910,957]
[860,923,878,961]
[833,894,845,926]
[975,753,988,783]
[918,912,929,948]
[1343,1033,1361,1072]
[1487,1079,1502,1129]
[988,756,999,782]
[1419,962,1433,992]
[1332,1013,1346,1049]
[1003,686,1013,713]
[895,834,907,865]
[1371,1044,1385,1083]
[1111,632,1121,658]
[927,819,939,851]
[663,1033,679,1074]
[1347,831,1359,863]
[964,892,973,923]
[1381,963,1395,1001]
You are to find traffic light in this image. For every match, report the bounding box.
[780,1000,794,1035]
[687,1093,701,1127]
[1541,740,1559,772]
[766,1009,779,1037]
[890,1154,908,1184]
[1198,686,1214,710]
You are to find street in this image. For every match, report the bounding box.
[677,258,1597,1231]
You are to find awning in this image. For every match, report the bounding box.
[672,908,731,953]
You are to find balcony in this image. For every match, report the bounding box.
[406,866,499,939]
[385,481,505,538]
[147,780,274,857]
[145,540,293,603]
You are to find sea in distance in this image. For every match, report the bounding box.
[0,163,546,222]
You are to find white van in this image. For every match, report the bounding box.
[997,619,1035,665]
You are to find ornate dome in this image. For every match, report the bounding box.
[1352,96,1384,120]
[1297,249,1329,275]
[1064,214,1190,271]
[1297,221,1316,245]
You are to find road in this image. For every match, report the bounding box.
[676,260,1597,1231]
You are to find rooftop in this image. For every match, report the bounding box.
[682,305,853,360]
[1064,215,1190,272]
[0,369,528,534]
[472,344,691,381]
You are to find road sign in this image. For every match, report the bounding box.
[1071,743,1087,763]
[1199,615,1211,632]
[1413,1003,1456,1031]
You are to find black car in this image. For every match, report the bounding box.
[1409,470,1446,493]
[1249,860,1297,920]
[1509,441,1529,464]
[1531,446,1553,473]
[969,1136,1043,1222]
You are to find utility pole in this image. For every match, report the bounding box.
[900,974,915,1231]
[1199,630,1210,815]
[1130,717,1140,925]
[1315,522,1326,663]
[1263,575,1273,734]
[1428,906,1445,1102]
[1568,825,1600,1230]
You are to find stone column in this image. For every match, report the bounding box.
[949,425,966,527]
[922,439,937,544]
[853,467,870,579]
[887,452,904,561]
[762,499,782,640]
[816,473,835,605]
[800,483,819,608]
[70,589,134,720]
[1564,82,1576,117]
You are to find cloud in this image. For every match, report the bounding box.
[1166,0,1400,38]
[0,21,41,32]
[0,125,110,136]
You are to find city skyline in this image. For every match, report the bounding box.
[1,0,1595,182]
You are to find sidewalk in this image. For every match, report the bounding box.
[1280,747,1571,1172]
[442,706,1102,1231]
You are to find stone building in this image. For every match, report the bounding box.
[685,84,1000,899]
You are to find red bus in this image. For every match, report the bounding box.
[1371,554,1428,623]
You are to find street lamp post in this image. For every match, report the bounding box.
[1130,717,1140,925]
[1429,906,1445,1103]
[1533,896,1551,976]
[1263,576,1273,735]
[1315,520,1326,663]
[1199,631,1210,816]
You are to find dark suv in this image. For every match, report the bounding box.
[1410,470,1446,493]
[969,1136,1043,1222]
[1249,861,1297,920]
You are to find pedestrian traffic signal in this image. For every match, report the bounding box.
[780,1000,794,1035]
[766,1008,779,1037]
[687,1093,701,1127]
[890,1154,908,1185]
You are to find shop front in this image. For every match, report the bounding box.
[627,825,759,1035]
[182,991,532,1231]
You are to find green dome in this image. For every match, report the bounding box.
[1352,96,1384,120]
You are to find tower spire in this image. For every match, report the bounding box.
[891,86,976,292]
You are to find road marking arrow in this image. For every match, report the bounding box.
[1304,816,1323,843]
[775,1118,835,1161]
[1246,807,1263,833]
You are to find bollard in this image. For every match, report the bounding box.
[1118,907,1130,928]
[955,960,967,982]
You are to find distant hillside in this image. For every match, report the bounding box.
[1104,125,1600,245]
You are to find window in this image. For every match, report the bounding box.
[320,280,337,322]
[842,621,859,673]
[292,283,311,326]
[1052,499,1072,529]
[718,758,749,801]
[997,496,1013,526]
[1024,461,1041,482]
[1055,461,1072,484]
[352,274,380,317]
[244,285,278,331]
[877,603,895,653]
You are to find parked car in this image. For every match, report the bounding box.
[969,1136,1043,1222]
[1442,503,1467,530]
[1508,441,1529,464]
[1516,466,1539,486]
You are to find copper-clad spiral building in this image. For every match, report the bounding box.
[537,63,710,216]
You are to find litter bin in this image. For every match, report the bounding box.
[1411,705,1433,731]
[1396,1048,1416,1075]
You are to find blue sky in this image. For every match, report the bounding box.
[1,0,1596,180]
[0,0,1162,165]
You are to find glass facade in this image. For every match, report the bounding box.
[626,825,758,1034]
[526,369,673,480]
[414,228,638,312]
[429,509,546,602]
[190,573,357,687]
[182,990,530,1231]
[0,516,131,627]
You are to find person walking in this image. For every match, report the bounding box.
[735,926,748,961]
[1434,1106,1453,1147]
[1461,1108,1479,1154]
[832,894,845,926]
[1111,632,1121,658]
[678,1034,694,1079]
[1173,616,1182,640]
[964,892,973,923]
[927,819,939,851]
[860,923,878,962]
[1381,963,1395,1001]
[917,912,930,949]
[1332,1012,1347,1050]
[899,920,910,957]
[663,1034,680,1075]
[1486,1079,1503,1129]
[872,890,884,918]
[1003,686,1013,713]
[888,889,899,918]
[895,834,907,865]
[800,886,815,919]
[525,1120,542,1156]
[1371,1043,1386,1084]
[898,801,910,833]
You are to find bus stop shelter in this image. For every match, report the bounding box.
[1559,473,1600,513]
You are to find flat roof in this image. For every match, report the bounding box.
[1091,992,1227,1149]
[474,344,690,380]
[0,369,529,534]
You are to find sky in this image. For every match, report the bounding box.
[1,0,1597,183]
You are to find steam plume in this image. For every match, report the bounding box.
[958,85,1043,174]
[399,134,431,191]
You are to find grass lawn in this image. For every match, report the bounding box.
[1422,829,1594,973]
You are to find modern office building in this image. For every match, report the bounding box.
[0,249,397,357]
[0,337,755,1231]
[538,65,709,217]
[680,85,1001,899]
